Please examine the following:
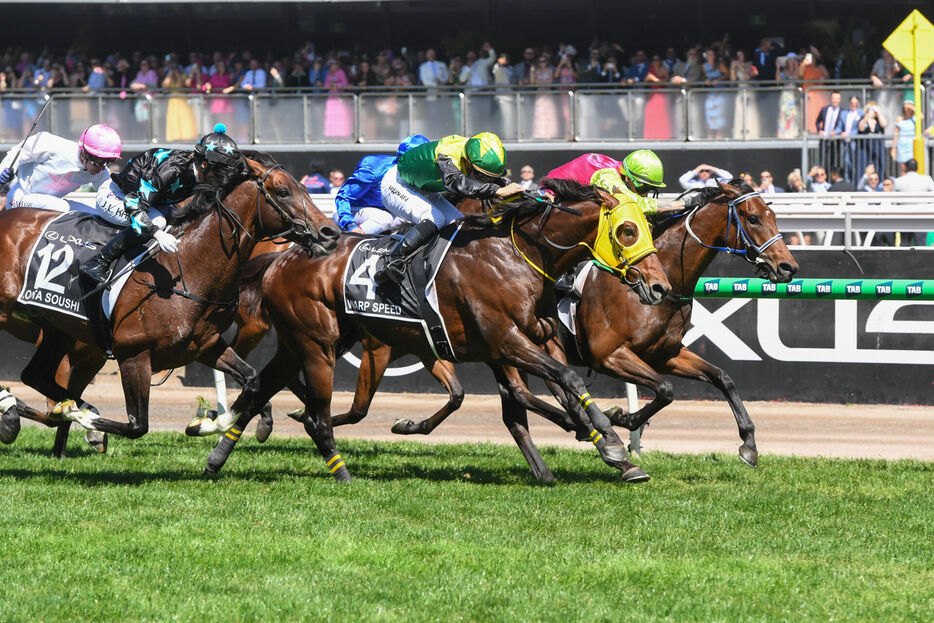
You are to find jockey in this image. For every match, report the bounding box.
[0,124,121,211]
[547,150,693,217]
[374,132,523,284]
[80,124,243,284]
[333,133,430,234]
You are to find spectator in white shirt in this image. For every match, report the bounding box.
[239,59,267,90]
[678,163,733,189]
[518,165,538,191]
[418,49,448,88]
[758,170,784,193]
[894,159,934,192]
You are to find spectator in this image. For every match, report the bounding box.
[447,56,464,85]
[355,60,378,88]
[328,169,345,195]
[131,58,158,90]
[308,58,326,91]
[701,49,729,138]
[816,90,842,136]
[678,163,733,189]
[579,48,602,83]
[624,50,648,84]
[796,48,829,86]
[740,172,755,188]
[113,58,134,91]
[301,159,330,194]
[86,58,112,90]
[858,100,888,179]
[372,51,391,84]
[894,158,934,192]
[882,177,895,192]
[828,167,856,191]
[492,53,515,85]
[285,58,311,89]
[856,163,877,190]
[662,47,681,76]
[460,43,496,88]
[671,47,703,84]
[186,62,206,91]
[870,49,910,86]
[862,171,882,192]
[752,38,776,81]
[807,165,831,192]
[786,168,807,192]
[891,100,918,174]
[730,49,758,82]
[599,56,622,83]
[554,48,578,85]
[239,58,267,90]
[418,49,448,89]
[514,47,536,85]
[839,94,864,179]
[518,165,538,191]
[68,61,88,89]
[758,170,784,193]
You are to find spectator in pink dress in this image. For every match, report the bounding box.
[202,59,235,125]
[324,59,351,138]
[130,59,158,90]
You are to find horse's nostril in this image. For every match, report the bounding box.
[651,283,669,297]
[321,225,340,239]
[779,262,796,276]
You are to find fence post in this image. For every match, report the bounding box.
[626,383,642,455]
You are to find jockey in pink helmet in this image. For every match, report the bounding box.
[0,123,122,212]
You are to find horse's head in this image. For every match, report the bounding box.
[589,189,671,305]
[685,181,798,283]
[245,157,340,256]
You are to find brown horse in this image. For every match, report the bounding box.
[0,155,338,448]
[194,179,672,482]
[298,181,798,475]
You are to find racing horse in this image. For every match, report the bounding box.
[0,154,339,447]
[298,181,798,476]
[191,179,672,483]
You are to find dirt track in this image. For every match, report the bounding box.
[6,371,933,461]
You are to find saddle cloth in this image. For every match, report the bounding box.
[17,211,142,322]
[343,223,461,361]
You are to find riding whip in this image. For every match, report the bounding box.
[520,190,583,216]
[1,94,53,194]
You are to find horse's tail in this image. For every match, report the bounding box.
[239,252,281,322]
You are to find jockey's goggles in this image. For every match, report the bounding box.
[83,152,115,167]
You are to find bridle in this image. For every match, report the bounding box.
[684,190,782,266]
[252,163,324,252]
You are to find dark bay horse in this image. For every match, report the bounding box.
[301,181,798,475]
[0,156,339,447]
[194,180,672,482]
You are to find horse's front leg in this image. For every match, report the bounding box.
[496,329,649,483]
[202,344,300,476]
[300,348,351,482]
[69,351,152,439]
[489,365,554,483]
[663,347,758,467]
[390,356,464,435]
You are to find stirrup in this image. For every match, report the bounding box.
[374,259,406,285]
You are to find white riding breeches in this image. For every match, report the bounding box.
[379,165,463,227]
[95,179,170,229]
[332,206,403,235]
[8,184,89,213]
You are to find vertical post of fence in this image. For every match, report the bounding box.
[844,211,853,249]
[626,383,642,456]
[213,370,228,418]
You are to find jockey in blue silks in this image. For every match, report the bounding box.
[333,134,430,234]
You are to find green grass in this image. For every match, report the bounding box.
[1,428,932,622]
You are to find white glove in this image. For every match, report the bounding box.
[153,230,179,253]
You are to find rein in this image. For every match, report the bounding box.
[683,190,782,265]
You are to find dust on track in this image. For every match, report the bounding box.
[7,373,934,461]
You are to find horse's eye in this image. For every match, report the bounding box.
[276,187,290,198]
[747,214,760,225]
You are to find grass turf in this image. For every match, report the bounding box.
[0,427,931,622]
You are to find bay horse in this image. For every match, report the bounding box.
[295,181,798,477]
[193,179,672,483]
[0,154,339,447]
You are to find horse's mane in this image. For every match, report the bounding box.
[460,177,603,229]
[169,152,276,225]
[652,178,755,238]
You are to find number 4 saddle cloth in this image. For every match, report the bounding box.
[342,223,461,362]
[17,211,137,322]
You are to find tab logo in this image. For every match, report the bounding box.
[875,281,893,297]
[907,282,923,298]
[786,281,803,296]
[816,281,833,297]
[704,280,720,293]
[845,282,862,297]
[761,282,777,294]
[732,280,748,293]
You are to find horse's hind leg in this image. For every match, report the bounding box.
[186,343,259,436]
[51,345,108,457]
[204,345,301,476]
[390,357,464,435]
[331,334,392,427]
[300,351,350,482]
[491,366,554,483]
[588,348,674,432]
[663,347,758,467]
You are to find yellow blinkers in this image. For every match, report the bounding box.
[582,193,657,276]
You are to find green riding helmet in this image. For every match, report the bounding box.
[465,132,507,177]
[621,149,666,191]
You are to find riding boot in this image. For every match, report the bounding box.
[79,228,139,284]
[374,219,439,285]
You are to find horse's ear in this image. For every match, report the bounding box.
[245,158,265,179]
[595,188,617,208]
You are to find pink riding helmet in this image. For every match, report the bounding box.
[78,123,122,160]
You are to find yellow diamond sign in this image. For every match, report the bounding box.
[883,9,934,75]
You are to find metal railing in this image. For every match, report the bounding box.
[0,83,926,147]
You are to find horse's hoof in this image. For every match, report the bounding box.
[332,466,351,482]
[286,407,307,422]
[0,409,20,444]
[598,443,628,464]
[255,403,273,443]
[390,419,413,435]
[620,466,651,483]
[202,467,218,478]
[185,417,218,437]
[739,446,759,468]
[85,430,108,454]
